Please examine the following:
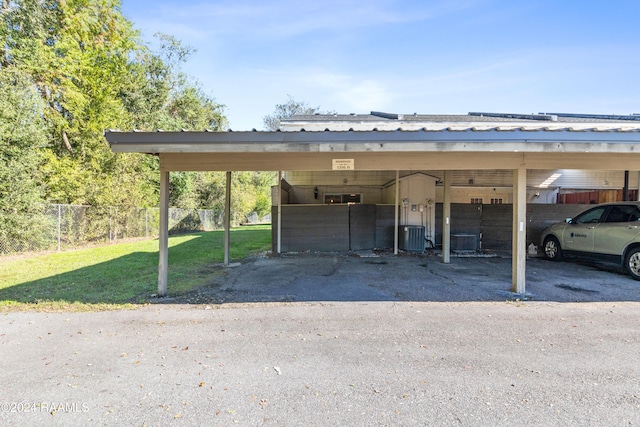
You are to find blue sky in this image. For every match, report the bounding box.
[121,0,640,130]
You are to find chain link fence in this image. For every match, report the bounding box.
[0,204,224,256]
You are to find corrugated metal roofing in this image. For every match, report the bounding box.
[279,123,640,132]
[279,112,640,132]
[105,111,640,158]
[282,111,640,124]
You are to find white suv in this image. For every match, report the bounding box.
[541,202,640,280]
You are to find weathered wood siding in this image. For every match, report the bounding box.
[434,204,482,248]
[272,204,395,252]
[349,204,376,251]
[375,205,396,249]
[435,203,592,250]
[273,203,594,252]
[481,204,512,250]
[526,204,591,248]
[272,205,350,252]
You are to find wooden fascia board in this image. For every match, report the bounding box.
[158,151,640,172]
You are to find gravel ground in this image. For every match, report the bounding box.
[1,253,639,426]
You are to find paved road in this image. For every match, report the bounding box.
[2,301,639,426]
[2,253,640,426]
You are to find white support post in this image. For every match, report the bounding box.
[158,170,170,297]
[224,171,231,266]
[442,171,451,264]
[57,204,61,252]
[512,166,527,294]
[394,170,399,255]
[277,171,282,254]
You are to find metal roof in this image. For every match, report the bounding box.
[282,111,640,125]
[105,111,640,155]
[279,112,640,132]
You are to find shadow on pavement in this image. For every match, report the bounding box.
[166,252,640,304]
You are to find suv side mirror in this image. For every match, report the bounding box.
[565,218,573,224]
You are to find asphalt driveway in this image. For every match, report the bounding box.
[173,251,640,304]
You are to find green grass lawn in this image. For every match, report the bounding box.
[0,225,272,311]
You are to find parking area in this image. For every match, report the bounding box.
[173,251,640,304]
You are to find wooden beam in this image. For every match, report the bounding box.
[159,152,526,172]
[277,171,282,254]
[394,170,399,255]
[224,171,231,266]
[512,166,527,294]
[158,170,169,297]
[442,171,451,264]
[159,151,640,172]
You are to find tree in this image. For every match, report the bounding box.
[2,0,145,207]
[0,67,50,251]
[120,33,227,132]
[262,95,327,131]
[2,0,241,224]
[120,33,228,210]
[2,2,228,211]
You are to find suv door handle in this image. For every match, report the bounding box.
[628,225,638,229]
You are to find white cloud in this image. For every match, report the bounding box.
[294,70,392,111]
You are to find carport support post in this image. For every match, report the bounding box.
[512,166,527,294]
[158,169,169,297]
[224,171,231,266]
[442,171,451,264]
[394,170,399,255]
[277,171,282,254]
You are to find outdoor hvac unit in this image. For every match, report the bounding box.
[451,233,478,252]
[399,225,425,251]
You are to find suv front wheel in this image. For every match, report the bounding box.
[625,247,640,280]
[543,236,563,261]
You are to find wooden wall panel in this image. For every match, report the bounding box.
[481,204,513,250]
[349,205,376,251]
[272,205,349,252]
[434,203,482,248]
[271,203,595,253]
[375,205,396,249]
[525,204,590,249]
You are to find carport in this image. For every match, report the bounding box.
[105,114,640,297]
